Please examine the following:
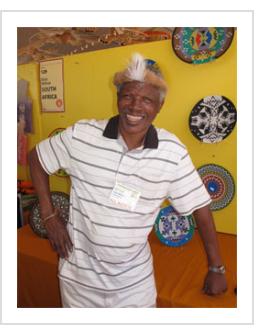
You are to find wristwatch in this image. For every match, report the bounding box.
[208,265,226,274]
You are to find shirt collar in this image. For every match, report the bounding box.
[103,115,159,149]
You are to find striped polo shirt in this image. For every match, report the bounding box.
[36,115,211,292]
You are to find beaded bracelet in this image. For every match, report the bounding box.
[42,208,59,224]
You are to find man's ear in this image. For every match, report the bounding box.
[159,99,165,111]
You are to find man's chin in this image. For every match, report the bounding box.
[121,122,147,135]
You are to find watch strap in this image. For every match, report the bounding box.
[208,265,226,274]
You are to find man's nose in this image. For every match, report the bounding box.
[130,98,142,111]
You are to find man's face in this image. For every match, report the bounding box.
[117,81,164,136]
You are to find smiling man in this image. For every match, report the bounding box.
[117,80,163,150]
[29,53,227,308]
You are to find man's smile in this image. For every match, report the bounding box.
[117,81,163,146]
[125,113,145,125]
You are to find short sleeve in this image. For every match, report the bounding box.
[36,125,73,175]
[168,152,212,216]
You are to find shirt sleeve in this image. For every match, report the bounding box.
[36,125,73,175]
[168,151,212,216]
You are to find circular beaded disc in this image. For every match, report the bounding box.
[172,27,234,64]
[154,205,195,247]
[189,95,237,143]
[29,191,70,238]
[197,164,235,211]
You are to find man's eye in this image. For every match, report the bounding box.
[122,95,131,99]
[143,97,152,103]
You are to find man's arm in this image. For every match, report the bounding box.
[29,147,73,258]
[193,205,228,295]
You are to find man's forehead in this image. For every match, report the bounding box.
[119,81,160,94]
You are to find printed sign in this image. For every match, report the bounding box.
[40,59,65,112]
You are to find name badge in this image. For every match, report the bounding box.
[110,182,141,211]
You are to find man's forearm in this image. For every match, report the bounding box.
[29,147,54,218]
[29,147,73,258]
[193,205,223,267]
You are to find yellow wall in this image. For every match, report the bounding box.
[18,33,237,234]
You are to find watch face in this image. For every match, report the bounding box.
[154,206,195,247]
[29,191,70,238]
[197,164,235,211]
[172,27,235,64]
[189,95,237,143]
[218,266,225,273]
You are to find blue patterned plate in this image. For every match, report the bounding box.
[197,164,235,211]
[154,206,195,247]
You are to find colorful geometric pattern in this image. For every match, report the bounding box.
[154,205,195,247]
[145,58,161,75]
[197,164,235,211]
[29,191,70,238]
[18,27,173,65]
[172,27,234,64]
[48,128,69,177]
[189,95,237,143]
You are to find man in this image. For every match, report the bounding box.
[29,53,227,308]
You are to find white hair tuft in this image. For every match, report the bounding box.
[126,53,146,82]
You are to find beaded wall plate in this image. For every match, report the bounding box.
[189,95,237,143]
[154,206,195,247]
[29,191,70,238]
[172,27,234,64]
[145,58,161,74]
[48,128,69,177]
[197,164,235,211]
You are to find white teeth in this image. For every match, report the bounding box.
[126,114,143,122]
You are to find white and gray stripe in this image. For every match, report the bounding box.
[37,117,211,291]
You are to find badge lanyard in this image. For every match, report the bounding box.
[110,149,141,211]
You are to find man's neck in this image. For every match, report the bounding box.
[119,128,146,151]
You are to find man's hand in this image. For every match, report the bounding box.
[193,206,228,296]
[44,215,73,259]
[203,271,228,296]
[29,147,73,259]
